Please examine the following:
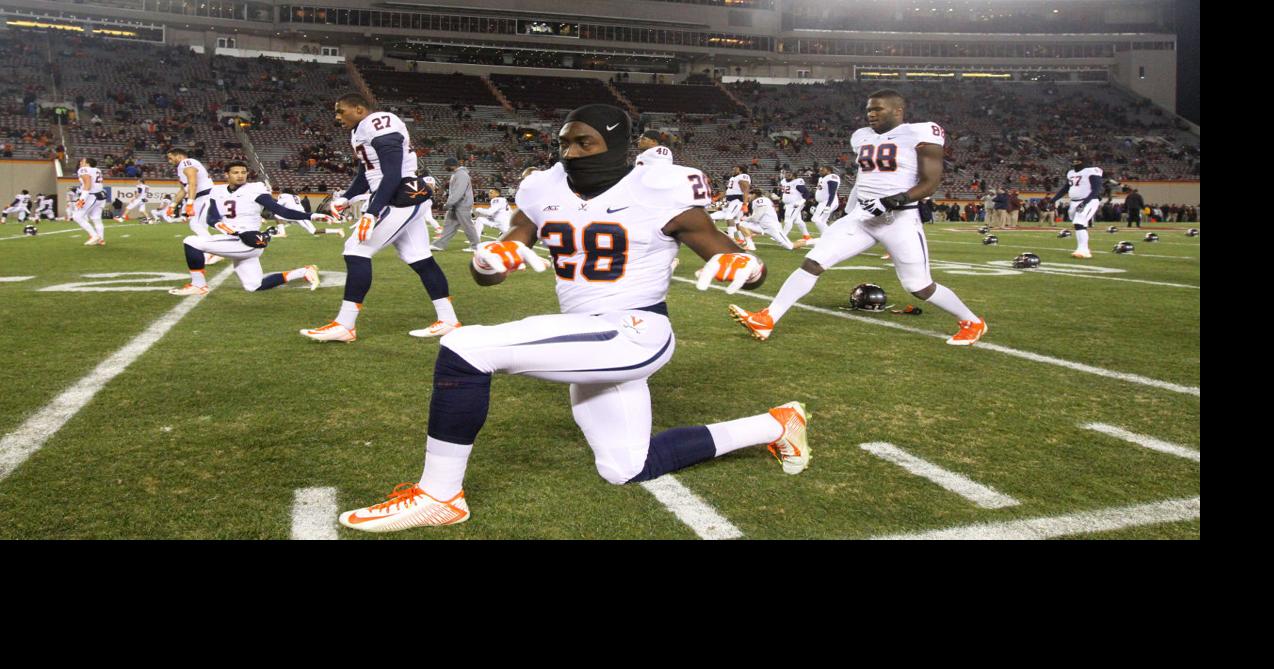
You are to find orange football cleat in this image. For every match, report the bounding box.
[767,401,810,474]
[340,483,470,532]
[728,304,774,341]
[946,318,988,346]
[300,321,357,342]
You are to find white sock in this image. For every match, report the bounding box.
[796,219,810,237]
[768,268,820,322]
[283,267,308,282]
[93,221,105,239]
[1075,228,1090,252]
[336,300,361,328]
[433,297,457,323]
[419,436,474,500]
[323,228,343,235]
[925,284,978,322]
[707,412,784,456]
[190,269,207,287]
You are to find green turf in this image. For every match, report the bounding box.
[0,219,1200,539]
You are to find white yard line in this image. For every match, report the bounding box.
[1082,423,1200,463]
[0,276,35,282]
[0,222,149,241]
[0,268,233,481]
[860,442,1019,509]
[675,277,1200,398]
[640,476,744,540]
[291,487,339,540]
[872,496,1199,540]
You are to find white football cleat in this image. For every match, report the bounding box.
[168,283,209,296]
[767,401,810,475]
[408,320,461,338]
[1071,250,1093,259]
[83,236,99,246]
[302,265,320,291]
[205,253,223,265]
[340,484,470,532]
[300,321,356,342]
[331,227,346,238]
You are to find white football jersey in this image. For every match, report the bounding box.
[177,158,214,194]
[850,121,945,199]
[726,174,751,196]
[422,176,437,198]
[37,196,53,211]
[486,197,509,216]
[350,111,417,194]
[276,193,303,211]
[1066,167,1104,200]
[747,196,780,227]
[209,182,272,233]
[815,173,841,205]
[517,162,711,315]
[780,177,806,205]
[77,166,104,194]
[136,183,150,200]
[635,146,674,167]
[14,193,30,206]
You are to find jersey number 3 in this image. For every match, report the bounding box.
[541,222,629,282]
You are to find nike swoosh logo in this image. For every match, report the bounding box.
[606,207,629,213]
[344,512,388,525]
[606,123,620,131]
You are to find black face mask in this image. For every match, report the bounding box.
[563,151,631,198]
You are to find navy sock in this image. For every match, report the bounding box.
[343,255,372,303]
[427,346,492,444]
[409,257,450,301]
[184,243,205,270]
[626,426,717,483]
[255,273,286,291]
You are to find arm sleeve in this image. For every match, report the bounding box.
[205,200,222,229]
[446,170,470,208]
[824,180,838,205]
[796,184,811,199]
[255,194,310,221]
[1085,175,1104,201]
[342,166,370,200]
[365,133,404,217]
[1053,183,1069,201]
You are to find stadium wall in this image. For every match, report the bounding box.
[387,58,638,82]
[0,160,56,202]
[1112,48,1177,112]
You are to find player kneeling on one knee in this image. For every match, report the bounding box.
[338,104,813,533]
[169,162,335,296]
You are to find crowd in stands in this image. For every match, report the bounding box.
[4,36,1197,209]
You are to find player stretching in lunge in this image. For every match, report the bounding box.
[2,190,31,224]
[740,189,809,251]
[730,89,988,346]
[301,94,460,342]
[169,162,337,296]
[473,188,512,235]
[122,179,153,222]
[1053,155,1104,259]
[339,104,810,531]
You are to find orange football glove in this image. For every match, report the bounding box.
[696,253,763,294]
[356,213,376,242]
[472,240,547,274]
[183,203,195,217]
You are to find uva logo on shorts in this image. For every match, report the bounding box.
[621,315,647,336]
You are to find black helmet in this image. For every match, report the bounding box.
[1186,228,1199,237]
[850,283,888,312]
[978,225,989,234]
[1144,232,1159,242]
[1058,229,1072,238]
[23,225,37,236]
[1114,241,1135,254]
[982,235,998,245]
[1012,252,1041,269]
[1107,225,1118,233]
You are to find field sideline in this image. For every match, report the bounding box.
[0,218,1200,539]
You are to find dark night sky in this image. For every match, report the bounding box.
[1176,0,1200,124]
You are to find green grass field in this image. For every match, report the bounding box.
[0,217,1200,539]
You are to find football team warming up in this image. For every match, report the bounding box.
[42,88,1058,532]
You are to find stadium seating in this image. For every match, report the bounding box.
[490,74,623,112]
[616,82,744,115]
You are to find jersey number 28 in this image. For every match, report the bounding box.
[541,222,629,282]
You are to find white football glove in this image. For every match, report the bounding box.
[472,241,547,275]
[858,197,888,217]
[329,196,349,215]
[695,253,763,294]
